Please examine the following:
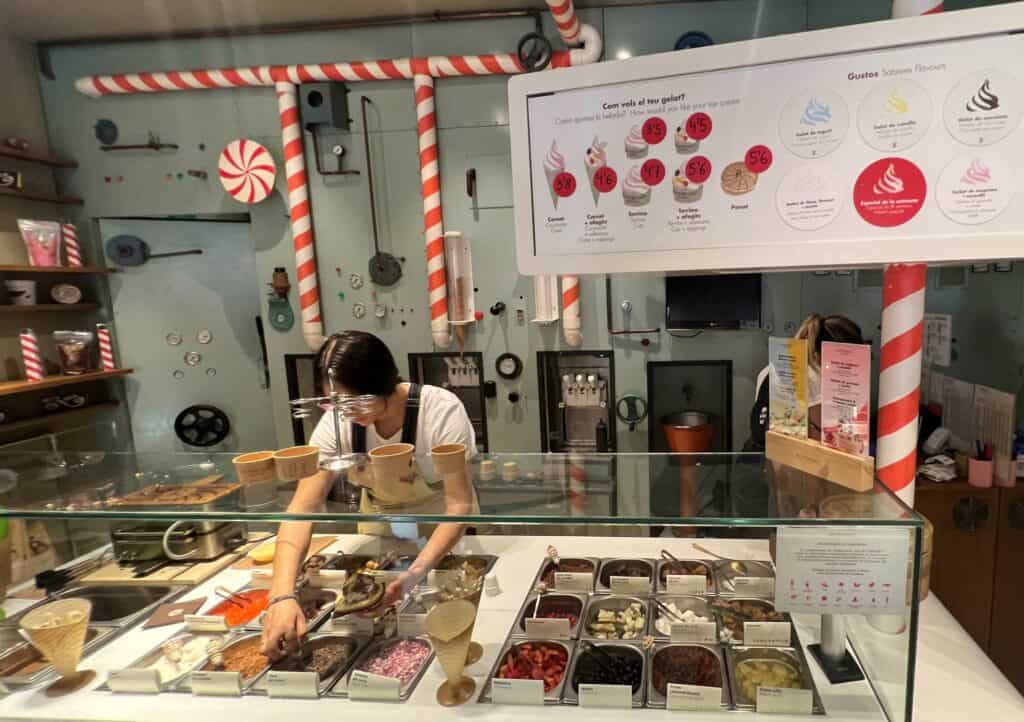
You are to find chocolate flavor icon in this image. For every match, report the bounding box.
[965,79,999,112]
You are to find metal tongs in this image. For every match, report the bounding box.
[214,585,250,608]
[651,597,687,624]
[36,550,114,594]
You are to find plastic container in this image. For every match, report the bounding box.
[968,458,994,487]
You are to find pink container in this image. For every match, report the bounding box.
[967,458,994,488]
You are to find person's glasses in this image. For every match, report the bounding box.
[323,394,384,419]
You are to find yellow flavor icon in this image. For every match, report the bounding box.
[884,88,908,114]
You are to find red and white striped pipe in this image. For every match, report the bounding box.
[96,323,116,371]
[276,80,324,350]
[561,275,582,347]
[19,329,44,381]
[76,65,275,96]
[891,0,943,18]
[877,263,927,507]
[546,0,582,47]
[61,223,83,267]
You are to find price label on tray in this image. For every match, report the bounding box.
[756,686,813,714]
[743,622,792,647]
[108,668,161,694]
[670,621,717,644]
[733,577,774,597]
[610,575,649,594]
[667,683,721,711]
[398,613,426,637]
[189,670,242,697]
[579,683,632,708]
[553,572,591,592]
[348,670,401,701]
[491,678,545,705]
[184,614,229,633]
[665,574,707,594]
[266,670,320,699]
[525,617,571,640]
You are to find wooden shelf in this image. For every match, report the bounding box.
[0,303,99,313]
[0,401,119,435]
[0,187,83,205]
[0,369,133,398]
[0,265,113,275]
[0,146,77,169]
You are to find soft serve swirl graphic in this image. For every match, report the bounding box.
[960,158,991,185]
[544,141,565,175]
[800,97,832,125]
[966,79,999,112]
[884,88,908,114]
[872,163,904,195]
[622,165,647,196]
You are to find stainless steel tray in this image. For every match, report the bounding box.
[109,631,230,691]
[595,558,655,594]
[172,631,269,694]
[425,554,498,587]
[7,584,186,628]
[0,625,116,687]
[654,558,716,594]
[709,597,792,646]
[649,595,718,640]
[713,559,775,597]
[479,639,575,705]
[248,632,370,696]
[329,635,434,701]
[646,642,730,709]
[561,640,646,707]
[511,592,587,640]
[725,645,824,714]
[244,586,336,633]
[530,557,599,593]
[580,595,648,642]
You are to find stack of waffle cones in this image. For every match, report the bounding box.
[19,598,96,694]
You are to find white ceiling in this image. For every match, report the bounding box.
[2,0,658,43]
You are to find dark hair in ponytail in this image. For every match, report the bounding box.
[316,331,401,396]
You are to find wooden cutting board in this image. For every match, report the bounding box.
[230,534,336,570]
[80,550,244,587]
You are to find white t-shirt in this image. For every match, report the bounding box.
[309,384,477,474]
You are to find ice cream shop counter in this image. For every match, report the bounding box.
[0,451,1020,722]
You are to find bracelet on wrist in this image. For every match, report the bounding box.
[267,592,299,608]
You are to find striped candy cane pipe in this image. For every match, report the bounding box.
[276,81,325,351]
[561,275,582,347]
[96,324,116,371]
[546,0,582,46]
[876,263,927,506]
[892,0,943,17]
[19,329,44,381]
[61,223,83,267]
[414,72,451,348]
[75,65,274,96]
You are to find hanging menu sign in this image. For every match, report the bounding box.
[821,341,871,455]
[513,23,1024,275]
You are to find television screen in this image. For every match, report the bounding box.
[665,274,762,330]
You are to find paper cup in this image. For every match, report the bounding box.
[233,450,277,483]
[5,280,37,305]
[369,443,418,497]
[431,443,467,477]
[273,445,320,480]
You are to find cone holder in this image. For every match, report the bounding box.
[425,598,478,706]
[19,598,96,696]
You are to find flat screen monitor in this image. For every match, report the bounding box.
[665,273,761,330]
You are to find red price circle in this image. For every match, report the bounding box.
[685,112,713,140]
[552,171,577,198]
[593,166,618,193]
[642,117,667,145]
[640,159,666,186]
[745,144,773,173]
[684,155,712,184]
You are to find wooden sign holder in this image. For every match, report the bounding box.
[765,430,875,492]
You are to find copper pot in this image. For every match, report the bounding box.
[661,411,715,453]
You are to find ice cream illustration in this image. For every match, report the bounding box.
[800,97,832,125]
[674,125,699,153]
[884,88,908,114]
[672,165,702,202]
[543,141,566,209]
[585,136,608,206]
[966,79,999,112]
[624,125,648,159]
[622,165,651,206]
[960,158,991,185]
[872,163,904,195]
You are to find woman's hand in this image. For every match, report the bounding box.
[261,597,307,660]
[383,570,422,606]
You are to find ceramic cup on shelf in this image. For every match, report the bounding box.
[273,445,319,480]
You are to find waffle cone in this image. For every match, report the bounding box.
[432,625,474,684]
[424,598,475,642]
[20,599,92,677]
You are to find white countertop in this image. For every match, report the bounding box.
[0,534,1020,722]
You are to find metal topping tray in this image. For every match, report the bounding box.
[249,632,370,696]
[580,595,648,641]
[8,584,185,628]
[595,558,655,593]
[654,558,716,594]
[531,557,599,592]
[649,595,718,640]
[512,592,586,639]
[111,631,229,691]
[562,640,646,707]
[479,639,575,705]
[713,559,775,596]
[646,642,730,709]
[329,635,434,701]
[710,597,791,646]
[244,586,336,633]
[173,632,270,693]
[425,554,498,585]
[726,645,824,714]
[0,625,116,687]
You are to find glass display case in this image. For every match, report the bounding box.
[0,449,925,722]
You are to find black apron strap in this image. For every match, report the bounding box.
[351,422,367,454]
[401,383,421,445]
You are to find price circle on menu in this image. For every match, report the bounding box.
[778,90,849,159]
[593,166,618,193]
[685,112,713,140]
[776,163,843,231]
[745,145,773,174]
[935,153,1014,225]
[553,171,577,198]
[684,155,712,184]
[853,157,927,228]
[641,159,666,186]
[943,69,1023,147]
[857,79,932,152]
[642,117,668,145]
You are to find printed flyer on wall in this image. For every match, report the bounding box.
[820,341,871,456]
[769,338,808,439]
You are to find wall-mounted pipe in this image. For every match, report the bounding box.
[546,0,582,47]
